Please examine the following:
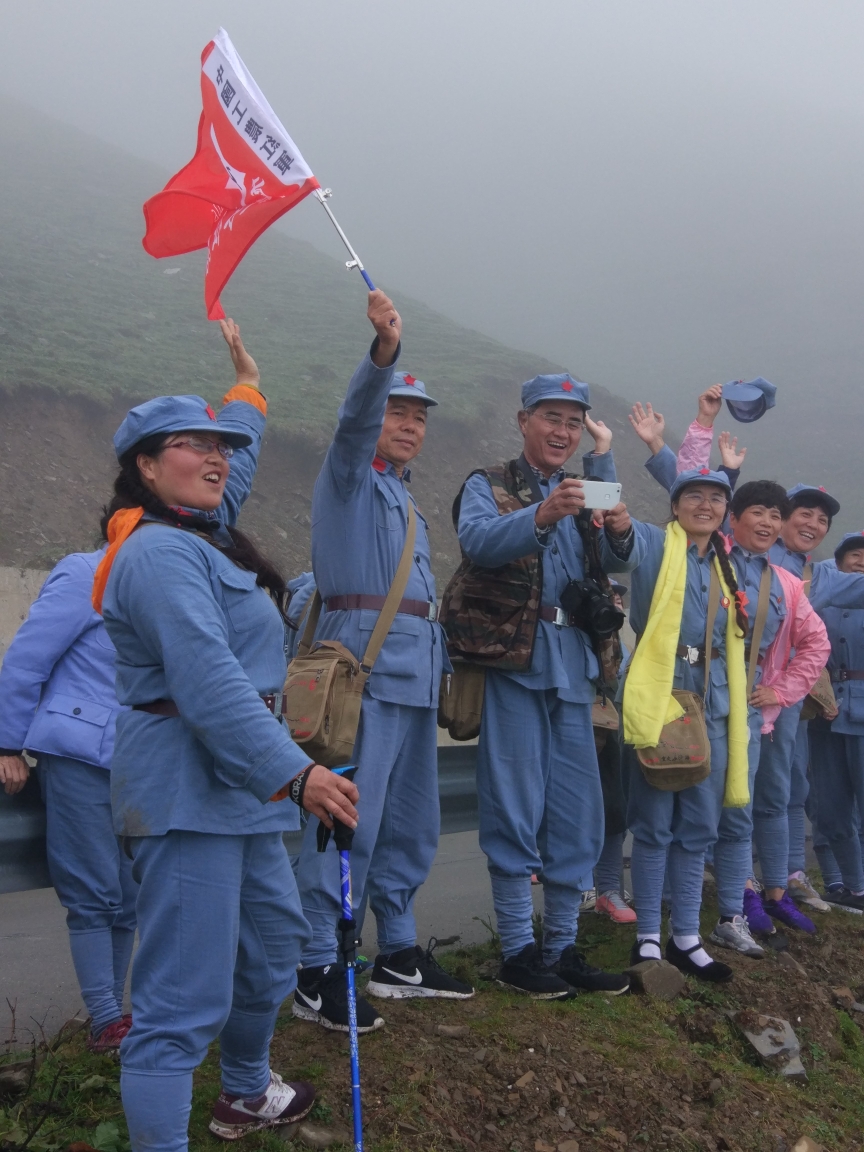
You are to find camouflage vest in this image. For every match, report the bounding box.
[439,458,558,672]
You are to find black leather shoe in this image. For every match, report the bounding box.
[665,939,733,983]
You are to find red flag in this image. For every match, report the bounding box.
[143,28,319,320]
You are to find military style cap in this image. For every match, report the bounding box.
[786,483,840,518]
[521,373,591,411]
[609,579,629,597]
[113,394,253,460]
[835,531,864,563]
[722,377,777,424]
[389,371,438,407]
[669,467,733,502]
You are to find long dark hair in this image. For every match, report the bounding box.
[709,529,749,638]
[100,433,288,618]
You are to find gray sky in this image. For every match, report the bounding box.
[3,1,864,508]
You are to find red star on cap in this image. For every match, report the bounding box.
[205,404,216,420]
[403,374,417,386]
[561,380,573,392]
[699,467,710,475]
[819,486,827,492]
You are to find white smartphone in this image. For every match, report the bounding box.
[580,480,622,509]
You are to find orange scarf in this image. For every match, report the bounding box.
[92,507,146,614]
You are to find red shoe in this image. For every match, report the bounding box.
[209,1072,315,1140]
[87,1015,132,1055]
[595,891,637,924]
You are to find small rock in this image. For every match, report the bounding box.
[0,1065,30,1096]
[792,1139,823,1152]
[276,1123,301,1143]
[473,1047,487,1062]
[624,959,686,1001]
[729,1010,807,1081]
[297,1122,353,1149]
[535,1143,556,1152]
[557,1142,581,1152]
[514,1070,535,1088]
[571,1070,588,1087]
[832,986,856,1010]
[776,951,808,977]
[709,1077,723,1097]
[435,1024,470,1038]
[606,1131,627,1146]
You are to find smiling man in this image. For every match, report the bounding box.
[441,372,633,998]
[293,290,474,1036]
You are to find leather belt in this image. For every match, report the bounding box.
[832,669,864,682]
[134,694,287,718]
[744,647,764,666]
[676,644,720,666]
[325,594,438,622]
[540,605,575,627]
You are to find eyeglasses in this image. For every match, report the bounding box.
[536,413,585,432]
[164,436,234,460]
[678,491,728,509]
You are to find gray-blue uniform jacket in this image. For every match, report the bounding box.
[457,452,620,703]
[309,348,447,709]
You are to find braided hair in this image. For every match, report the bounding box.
[100,433,289,618]
[709,529,749,638]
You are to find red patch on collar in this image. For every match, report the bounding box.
[403,374,417,386]
[372,455,387,473]
[205,404,217,420]
[561,380,573,391]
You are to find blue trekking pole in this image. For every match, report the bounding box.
[317,765,364,1152]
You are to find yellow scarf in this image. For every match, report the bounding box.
[623,521,751,807]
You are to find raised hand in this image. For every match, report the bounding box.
[718,430,747,471]
[218,318,260,388]
[628,402,665,454]
[584,413,612,455]
[696,384,723,428]
[368,290,402,366]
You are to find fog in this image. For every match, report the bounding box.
[3,0,864,523]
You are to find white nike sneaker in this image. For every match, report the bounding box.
[366,940,475,999]
[708,915,765,958]
[209,1072,315,1139]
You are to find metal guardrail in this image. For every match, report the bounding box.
[0,747,479,896]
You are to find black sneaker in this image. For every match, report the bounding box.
[292,964,384,1032]
[366,938,475,1000]
[556,945,630,995]
[665,939,733,983]
[496,943,575,1000]
[823,886,864,913]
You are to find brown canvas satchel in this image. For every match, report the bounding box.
[799,564,838,721]
[635,567,720,791]
[438,661,486,741]
[283,502,417,767]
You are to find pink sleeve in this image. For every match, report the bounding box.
[767,595,831,708]
[676,421,714,474]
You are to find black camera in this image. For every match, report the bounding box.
[559,578,625,640]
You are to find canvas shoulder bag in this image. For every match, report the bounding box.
[283,501,417,767]
[438,661,486,741]
[635,566,720,791]
[798,563,838,721]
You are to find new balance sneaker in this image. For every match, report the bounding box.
[293,964,384,1032]
[595,891,637,924]
[665,939,733,983]
[556,946,630,995]
[367,939,475,1000]
[823,886,864,913]
[87,1015,132,1056]
[742,886,775,935]
[209,1072,315,1140]
[709,916,765,958]
[787,871,831,913]
[496,943,574,999]
[763,892,816,934]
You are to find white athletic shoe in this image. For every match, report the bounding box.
[709,915,765,958]
[580,888,597,911]
[788,871,831,913]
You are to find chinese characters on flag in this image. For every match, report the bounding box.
[142,28,319,319]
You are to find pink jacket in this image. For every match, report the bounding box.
[676,420,714,473]
[757,566,830,734]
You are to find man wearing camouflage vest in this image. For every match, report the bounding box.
[442,374,635,997]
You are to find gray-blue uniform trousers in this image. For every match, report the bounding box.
[809,589,864,892]
[297,348,448,967]
[604,521,739,938]
[768,545,864,881]
[102,399,313,1152]
[457,450,623,963]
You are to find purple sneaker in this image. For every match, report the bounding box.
[743,887,774,934]
[763,892,816,934]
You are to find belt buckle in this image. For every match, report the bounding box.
[553,607,568,628]
[684,646,701,666]
[427,601,438,622]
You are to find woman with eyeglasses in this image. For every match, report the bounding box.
[601,468,751,981]
[94,322,356,1151]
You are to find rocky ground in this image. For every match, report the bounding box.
[3,881,864,1152]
